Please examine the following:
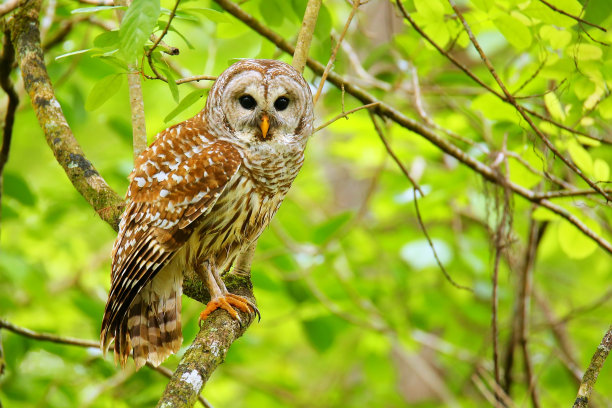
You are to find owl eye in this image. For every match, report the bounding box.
[239,95,257,110]
[274,96,290,111]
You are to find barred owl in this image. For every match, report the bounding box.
[100,59,314,369]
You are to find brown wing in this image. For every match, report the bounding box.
[101,126,242,348]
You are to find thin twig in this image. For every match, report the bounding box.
[370,112,471,291]
[538,0,606,32]
[314,102,379,132]
[214,0,612,254]
[146,0,181,81]
[292,0,321,74]
[447,0,611,202]
[312,0,360,104]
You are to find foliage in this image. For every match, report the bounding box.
[1,0,612,407]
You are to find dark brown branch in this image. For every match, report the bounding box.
[538,0,607,32]
[573,325,612,408]
[7,0,124,230]
[213,0,612,254]
[0,30,19,231]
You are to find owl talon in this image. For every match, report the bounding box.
[198,294,258,327]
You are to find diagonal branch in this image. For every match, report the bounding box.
[572,325,612,408]
[213,0,612,255]
[7,0,124,230]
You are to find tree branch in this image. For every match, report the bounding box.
[7,0,124,230]
[213,0,612,255]
[573,325,612,408]
[291,0,320,74]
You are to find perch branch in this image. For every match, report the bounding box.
[213,0,612,255]
[572,325,612,408]
[7,0,124,230]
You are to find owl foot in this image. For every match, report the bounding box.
[198,293,260,327]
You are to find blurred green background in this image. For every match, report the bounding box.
[1,0,611,406]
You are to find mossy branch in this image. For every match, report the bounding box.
[573,325,612,408]
[7,0,124,230]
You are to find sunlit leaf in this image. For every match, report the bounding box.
[164,89,207,122]
[85,74,124,111]
[119,0,161,63]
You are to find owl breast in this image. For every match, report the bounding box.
[181,145,304,272]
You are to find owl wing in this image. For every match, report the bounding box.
[101,131,242,346]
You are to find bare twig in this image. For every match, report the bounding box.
[370,112,471,291]
[292,0,321,74]
[214,0,612,254]
[312,0,360,104]
[314,102,379,132]
[146,0,180,82]
[572,325,612,408]
[538,0,606,32]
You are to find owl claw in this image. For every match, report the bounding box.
[198,294,260,327]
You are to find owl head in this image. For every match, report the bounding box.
[204,59,314,148]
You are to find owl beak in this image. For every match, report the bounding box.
[259,113,270,139]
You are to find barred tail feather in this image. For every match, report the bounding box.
[100,267,183,370]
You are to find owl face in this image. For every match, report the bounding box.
[205,59,314,149]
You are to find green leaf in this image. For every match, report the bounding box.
[494,15,532,50]
[567,139,593,175]
[593,159,610,181]
[544,92,566,121]
[571,44,603,61]
[259,0,284,27]
[539,26,571,49]
[598,95,612,119]
[312,212,352,245]
[184,7,231,23]
[85,74,124,111]
[162,67,179,103]
[164,88,206,122]
[93,30,119,48]
[3,173,36,206]
[301,316,339,352]
[119,0,161,64]
[558,218,600,259]
[71,5,125,14]
[54,49,92,61]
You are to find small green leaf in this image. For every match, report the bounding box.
[162,67,179,103]
[544,92,566,121]
[85,74,124,111]
[567,139,593,175]
[312,212,352,245]
[3,173,36,207]
[184,8,231,23]
[164,89,206,122]
[93,30,119,48]
[54,49,92,61]
[494,15,532,50]
[571,44,603,61]
[119,0,161,64]
[593,159,610,181]
[301,316,339,352]
[558,218,600,259]
[539,26,571,49]
[598,96,612,120]
[71,5,125,14]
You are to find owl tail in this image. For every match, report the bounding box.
[101,275,183,370]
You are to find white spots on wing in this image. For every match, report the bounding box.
[160,189,170,198]
[135,177,146,187]
[153,171,168,182]
[184,150,193,158]
[171,174,184,183]
[180,370,203,392]
[169,161,179,171]
[207,158,214,166]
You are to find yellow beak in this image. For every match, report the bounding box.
[260,114,270,139]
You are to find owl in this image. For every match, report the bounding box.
[100,59,314,369]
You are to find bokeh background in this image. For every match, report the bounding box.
[1,0,611,406]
